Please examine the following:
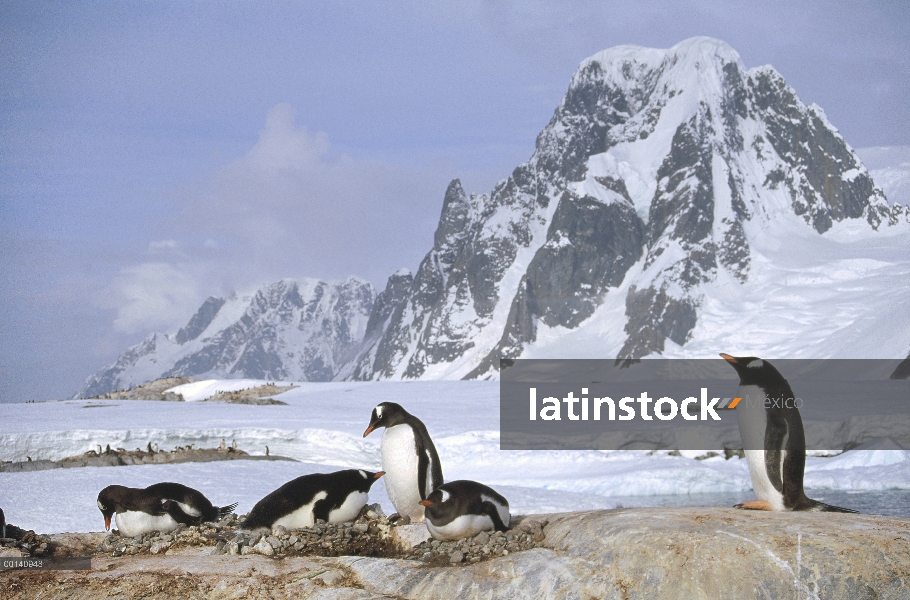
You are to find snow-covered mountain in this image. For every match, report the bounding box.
[80,277,373,397]
[81,37,910,396]
[348,37,909,380]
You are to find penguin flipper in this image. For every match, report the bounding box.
[163,500,203,526]
[312,498,331,523]
[482,501,509,532]
[734,500,773,510]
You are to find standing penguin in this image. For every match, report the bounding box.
[1,507,5,538]
[420,480,510,541]
[363,402,443,522]
[243,469,384,530]
[720,353,857,512]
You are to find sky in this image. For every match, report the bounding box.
[1,0,909,402]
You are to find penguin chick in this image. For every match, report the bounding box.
[420,480,510,541]
[721,353,857,513]
[364,402,443,522]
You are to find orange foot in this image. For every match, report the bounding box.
[734,500,773,511]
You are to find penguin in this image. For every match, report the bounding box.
[363,402,443,522]
[1,507,6,538]
[419,480,510,541]
[97,483,237,536]
[143,482,238,523]
[243,469,384,530]
[720,353,857,513]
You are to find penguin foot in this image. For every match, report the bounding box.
[734,500,773,511]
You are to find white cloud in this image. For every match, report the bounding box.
[106,262,200,334]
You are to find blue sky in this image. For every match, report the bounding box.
[1,1,908,401]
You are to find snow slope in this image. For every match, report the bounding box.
[2,380,908,533]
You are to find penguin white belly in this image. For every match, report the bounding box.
[273,491,328,530]
[115,511,179,537]
[328,491,368,523]
[427,514,494,541]
[382,424,424,521]
[737,384,785,511]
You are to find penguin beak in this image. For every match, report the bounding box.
[419,500,433,506]
[363,424,375,438]
[374,471,385,479]
[104,515,111,530]
[720,353,738,364]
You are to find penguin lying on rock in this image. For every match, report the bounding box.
[243,469,384,530]
[721,353,857,512]
[420,480,510,541]
[364,402,443,522]
[97,483,237,537]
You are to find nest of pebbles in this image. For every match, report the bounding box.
[0,525,53,557]
[405,518,548,566]
[95,504,550,567]
[99,504,398,559]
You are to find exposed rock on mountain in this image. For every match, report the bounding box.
[80,278,373,397]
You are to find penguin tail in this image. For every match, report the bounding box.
[217,503,239,520]
[816,502,859,514]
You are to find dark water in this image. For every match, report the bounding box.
[609,489,910,518]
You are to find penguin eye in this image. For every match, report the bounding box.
[97,500,105,511]
[747,359,764,369]
[439,490,450,503]
[359,470,367,478]
[375,406,384,419]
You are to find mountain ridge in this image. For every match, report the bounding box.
[80,37,910,397]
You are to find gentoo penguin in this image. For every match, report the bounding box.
[363,402,443,522]
[419,480,510,541]
[1,507,5,538]
[143,482,238,524]
[720,353,857,512]
[243,469,384,530]
[97,483,237,536]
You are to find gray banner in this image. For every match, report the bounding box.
[500,359,909,451]
[0,556,91,570]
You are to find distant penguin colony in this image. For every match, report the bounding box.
[721,353,857,513]
[97,483,237,537]
[363,402,444,522]
[243,469,384,530]
[420,480,510,541]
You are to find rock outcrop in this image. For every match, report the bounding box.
[3,508,907,599]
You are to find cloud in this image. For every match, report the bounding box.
[165,102,450,293]
[105,262,201,334]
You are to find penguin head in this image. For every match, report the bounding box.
[363,402,409,437]
[350,469,385,492]
[720,353,787,387]
[419,485,453,518]
[97,485,127,530]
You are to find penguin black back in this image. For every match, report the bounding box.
[144,482,237,522]
[243,469,383,530]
